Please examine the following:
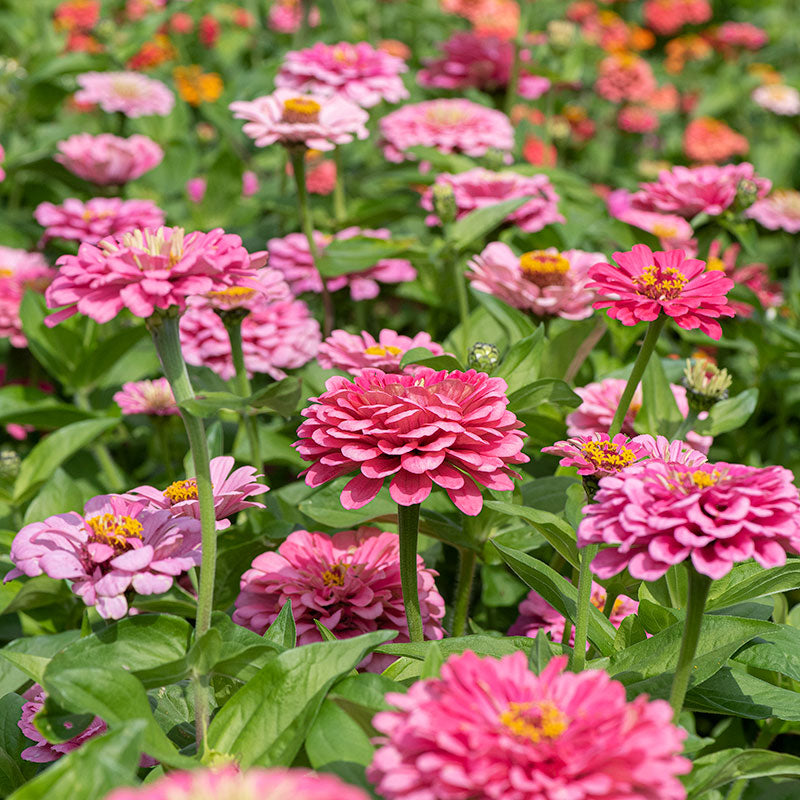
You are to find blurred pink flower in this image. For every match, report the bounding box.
[113,378,177,416]
[379,98,513,162]
[683,117,749,163]
[295,368,528,516]
[185,177,206,204]
[268,0,320,33]
[6,495,201,619]
[230,87,369,151]
[234,528,445,671]
[368,651,690,800]
[746,189,800,233]
[595,53,656,103]
[644,0,711,35]
[276,41,409,107]
[467,242,601,320]
[617,105,659,133]
[55,133,163,185]
[0,247,55,348]
[752,84,800,116]
[34,197,165,245]
[74,71,175,117]
[607,188,695,252]
[242,170,259,197]
[715,21,767,50]
[317,329,445,375]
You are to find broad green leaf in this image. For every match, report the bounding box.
[22,468,87,525]
[733,625,800,683]
[693,389,758,436]
[178,391,245,417]
[494,329,548,394]
[377,635,539,660]
[316,236,415,278]
[0,693,36,795]
[298,477,395,528]
[248,378,302,416]
[399,348,463,372]
[706,562,800,611]
[472,290,537,340]
[507,379,582,414]
[449,197,530,252]
[528,629,555,674]
[262,602,296,649]
[211,612,283,683]
[540,318,606,380]
[0,386,96,428]
[687,748,800,796]
[0,575,74,616]
[521,476,581,516]
[305,699,374,768]
[0,631,82,685]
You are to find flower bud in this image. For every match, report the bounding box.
[468,342,500,373]
[0,449,20,481]
[432,183,457,225]
[683,358,732,412]
[547,20,577,50]
[734,178,760,211]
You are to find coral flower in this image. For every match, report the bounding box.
[588,244,734,338]
[268,0,320,33]
[127,456,268,530]
[45,226,266,326]
[467,242,602,320]
[34,197,165,245]
[683,117,749,163]
[752,85,800,116]
[55,133,163,185]
[617,105,659,133]
[579,460,800,580]
[0,247,55,348]
[317,329,445,375]
[746,189,800,233]
[233,528,445,671]
[53,0,100,31]
[379,99,514,163]
[595,53,656,103]
[368,651,690,800]
[74,71,175,117]
[114,378,177,416]
[6,495,201,619]
[230,87,369,151]
[421,169,565,233]
[643,0,711,35]
[276,41,409,108]
[294,368,528,516]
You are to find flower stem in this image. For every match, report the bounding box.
[148,313,217,750]
[608,315,668,437]
[451,548,477,637]
[668,566,712,720]
[570,543,599,671]
[397,503,424,643]
[333,147,347,224]
[289,148,334,336]
[225,320,261,471]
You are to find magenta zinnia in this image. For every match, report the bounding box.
[294,368,528,515]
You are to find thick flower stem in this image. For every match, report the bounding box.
[226,321,262,471]
[333,147,347,224]
[608,315,668,437]
[289,148,334,336]
[668,567,712,720]
[570,543,599,671]
[451,548,477,637]
[397,503,424,643]
[149,314,217,750]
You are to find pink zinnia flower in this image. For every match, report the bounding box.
[467,242,601,320]
[276,41,409,108]
[267,227,416,300]
[179,299,320,381]
[421,169,565,233]
[268,0,320,33]
[0,247,55,348]
[368,651,690,800]
[74,71,175,117]
[34,197,165,245]
[233,528,445,671]
[595,53,656,103]
[617,105,659,133]
[379,99,514,163]
[715,21,767,50]
[295,368,528,516]
[643,0,711,35]
[106,766,371,800]
[317,329,445,375]
[683,117,749,163]
[114,378,177,416]
[55,133,163,185]
[579,459,800,580]
[607,188,695,252]
[6,495,201,619]
[746,189,800,233]
[230,87,369,152]
[45,226,266,326]
[752,84,800,116]
[127,456,268,531]
[588,244,734,338]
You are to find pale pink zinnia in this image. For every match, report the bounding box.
[6,495,201,619]
[467,242,601,320]
[0,247,55,348]
[55,133,164,185]
[230,87,369,151]
[317,329,445,375]
[752,84,800,116]
[34,197,165,245]
[422,169,565,233]
[295,368,528,516]
[45,226,266,326]
[276,41,409,108]
[74,71,175,117]
[379,98,514,163]
[579,459,800,580]
[746,189,800,234]
[368,651,690,800]
[233,528,445,671]
[114,378,177,416]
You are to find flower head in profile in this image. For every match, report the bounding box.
[588,244,734,338]
[234,528,445,671]
[317,329,445,375]
[0,247,55,348]
[127,456,268,531]
[295,368,528,516]
[683,117,748,163]
[55,133,163,185]
[746,189,800,234]
[74,71,175,117]
[114,378,177,416]
[368,651,690,800]
[468,242,601,320]
[230,87,369,151]
[6,495,201,619]
[579,460,800,580]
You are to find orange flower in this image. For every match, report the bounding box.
[683,117,748,163]
[127,34,175,71]
[174,66,224,106]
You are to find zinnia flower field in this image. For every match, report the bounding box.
[3,0,800,798]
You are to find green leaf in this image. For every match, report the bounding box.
[298,477,395,529]
[0,631,82,685]
[0,693,36,795]
[74,325,148,390]
[687,748,800,796]
[0,386,96,428]
[693,389,758,436]
[449,197,530,252]
[399,348,464,372]
[706,562,800,611]
[493,328,548,393]
[634,356,682,437]
[305,699,374,768]
[178,391,245,417]
[248,378,302,416]
[377,635,540,661]
[22,468,87,525]
[733,625,800,684]
[316,237,415,278]
[507,379,582,414]
[528,629,555,674]
[209,612,283,683]
[472,290,537,340]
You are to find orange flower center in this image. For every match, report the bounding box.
[86,513,143,550]
[364,344,404,357]
[332,44,358,63]
[501,700,568,743]
[321,563,350,587]
[580,440,638,472]
[283,97,321,124]
[633,264,687,301]
[519,251,570,288]
[205,286,257,308]
[163,478,199,503]
[0,268,12,278]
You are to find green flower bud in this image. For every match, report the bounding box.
[432,183,457,225]
[468,342,500,373]
[0,450,20,481]
[683,359,732,413]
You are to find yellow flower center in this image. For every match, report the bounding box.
[364,344,404,357]
[519,251,571,288]
[111,77,144,98]
[501,700,568,743]
[651,223,678,239]
[633,263,687,301]
[424,104,468,126]
[205,286,257,308]
[86,513,143,549]
[283,97,321,124]
[580,440,638,472]
[163,478,199,503]
[0,268,12,278]
[706,257,725,272]
[321,563,350,587]
[332,44,357,63]
[690,470,717,489]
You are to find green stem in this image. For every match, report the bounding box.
[333,147,347,225]
[608,315,668,437]
[724,779,747,800]
[149,314,217,751]
[571,543,599,671]
[451,548,477,637]
[673,409,699,442]
[504,39,521,116]
[442,241,470,359]
[668,567,712,720]
[74,390,125,492]
[226,320,262,471]
[289,148,334,336]
[397,503,424,643]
